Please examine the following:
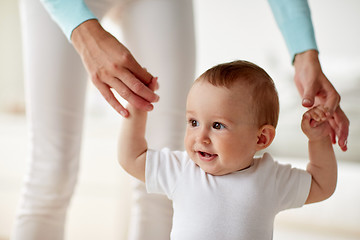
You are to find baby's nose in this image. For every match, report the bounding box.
[198,129,211,144]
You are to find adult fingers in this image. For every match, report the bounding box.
[125,54,154,85]
[328,117,338,145]
[113,67,159,103]
[330,124,336,145]
[323,81,341,115]
[96,82,129,117]
[148,77,159,92]
[333,106,349,151]
[108,76,154,112]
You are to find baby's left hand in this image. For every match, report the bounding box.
[301,106,333,141]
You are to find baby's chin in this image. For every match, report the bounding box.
[194,161,231,176]
[193,158,253,176]
[203,168,232,176]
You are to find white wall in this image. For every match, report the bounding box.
[193,0,360,162]
[0,0,24,113]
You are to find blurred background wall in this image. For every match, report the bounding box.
[1,0,359,239]
[0,0,24,113]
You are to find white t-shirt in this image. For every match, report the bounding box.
[146,148,311,240]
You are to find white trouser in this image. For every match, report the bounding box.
[12,0,195,239]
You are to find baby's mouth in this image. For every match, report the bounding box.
[197,151,218,161]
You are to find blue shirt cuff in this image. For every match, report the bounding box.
[41,0,97,41]
[280,16,318,62]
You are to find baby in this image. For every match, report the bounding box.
[118,60,337,239]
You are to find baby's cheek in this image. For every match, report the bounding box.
[184,136,194,153]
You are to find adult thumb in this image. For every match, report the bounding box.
[302,84,317,108]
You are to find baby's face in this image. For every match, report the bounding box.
[184,81,260,176]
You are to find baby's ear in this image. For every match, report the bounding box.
[256,125,276,151]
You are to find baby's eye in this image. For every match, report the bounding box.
[189,119,199,127]
[213,122,225,130]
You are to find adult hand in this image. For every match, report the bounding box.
[71,19,159,118]
[294,50,349,151]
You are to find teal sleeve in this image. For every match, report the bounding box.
[268,0,318,62]
[40,0,97,41]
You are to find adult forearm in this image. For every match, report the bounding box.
[268,0,318,62]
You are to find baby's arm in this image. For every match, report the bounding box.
[301,106,337,204]
[117,77,158,182]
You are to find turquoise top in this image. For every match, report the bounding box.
[40,0,97,40]
[268,0,318,62]
[41,0,317,62]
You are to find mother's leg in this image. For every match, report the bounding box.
[12,0,88,239]
[119,0,196,239]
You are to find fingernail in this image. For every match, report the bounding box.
[120,110,128,117]
[302,99,312,106]
[151,77,158,83]
[146,104,153,111]
[154,94,160,102]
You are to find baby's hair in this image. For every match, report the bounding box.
[196,60,279,128]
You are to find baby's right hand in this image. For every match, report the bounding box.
[301,106,333,142]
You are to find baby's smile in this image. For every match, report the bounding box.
[197,151,218,161]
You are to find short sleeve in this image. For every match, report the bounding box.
[273,158,312,211]
[146,148,190,198]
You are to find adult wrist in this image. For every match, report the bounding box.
[294,49,319,68]
[71,19,104,54]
